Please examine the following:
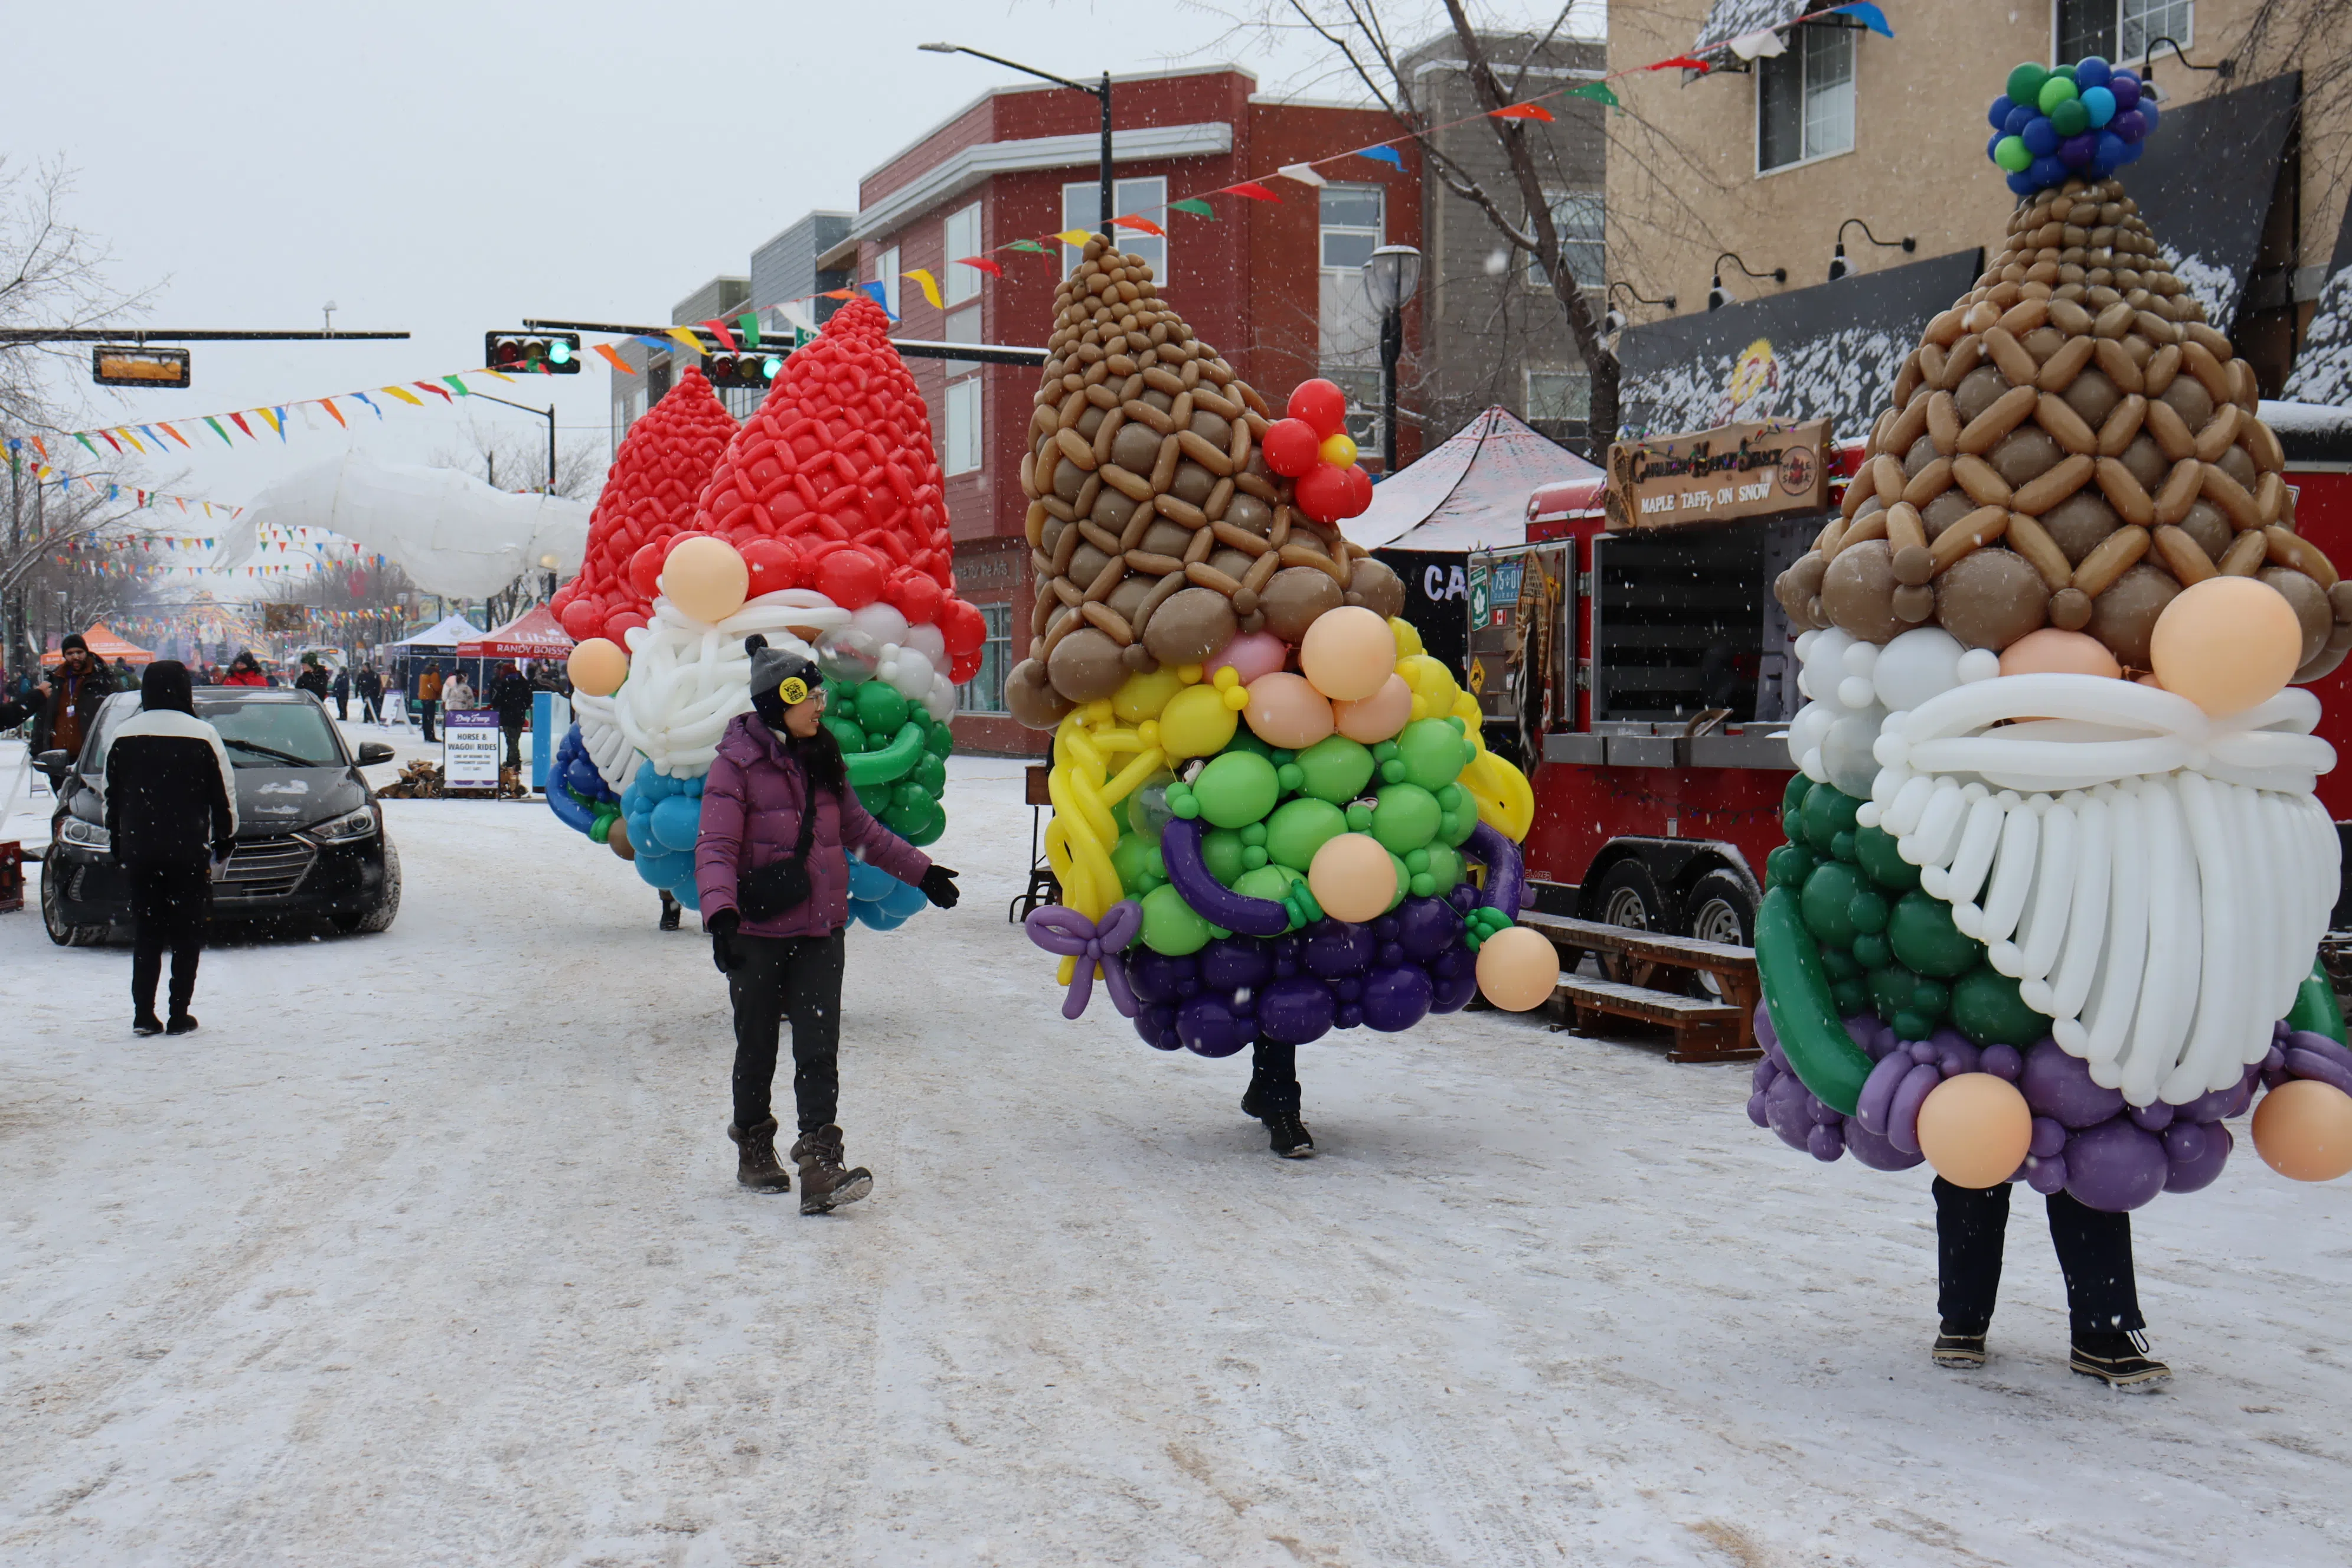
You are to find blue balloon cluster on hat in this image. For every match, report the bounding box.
[1984,57,2157,195]
[621,769,707,912]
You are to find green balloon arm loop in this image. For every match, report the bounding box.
[841,721,925,786]
[1756,885,1873,1116]
[2286,959,2348,1044]
[587,807,615,845]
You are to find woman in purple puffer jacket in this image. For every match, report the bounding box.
[698,636,959,1212]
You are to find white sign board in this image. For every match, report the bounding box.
[443,708,501,790]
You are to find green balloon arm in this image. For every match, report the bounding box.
[1756,886,1873,1116]
[842,721,925,786]
[2286,960,2348,1044]
[587,807,614,845]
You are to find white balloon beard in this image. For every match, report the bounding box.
[612,589,961,780]
[1784,627,2341,1108]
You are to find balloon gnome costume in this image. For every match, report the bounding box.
[1012,237,1551,1151]
[1755,57,2352,1216]
[544,302,984,930]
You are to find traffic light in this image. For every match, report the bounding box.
[484,332,582,374]
[707,350,786,391]
[93,345,192,388]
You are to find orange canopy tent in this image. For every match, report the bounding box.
[41,622,155,667]
[455,602,574,661]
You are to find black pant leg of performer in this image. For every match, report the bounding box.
[1935,1177,2012,1333]
[783,931,848,1134]
[129,861,209,1020]
[727,935,792,1129]
[1250,1037,1301,1116]
[2046,1189,2145,1337]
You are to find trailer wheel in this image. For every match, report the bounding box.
[1589,860,1662,985]
[1685,869,1758,999]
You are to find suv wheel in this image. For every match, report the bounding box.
[335,843,401,934]
[40,857,109,946]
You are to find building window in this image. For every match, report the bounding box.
[945,378,982,475]
[957,602,1012,714]
[2057,0,2192,63]
[943,201,982,307]
[1318,185,1385,445]
[874,244,901,317]
[1758,24,1856,172]
[1528,191,1605,289]
[1063,177,1167,278]
[1526,370,1591,423]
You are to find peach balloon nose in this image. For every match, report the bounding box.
[2149,576,2304,714]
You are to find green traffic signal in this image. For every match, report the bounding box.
[547,339,573,365]
[762,355,783,381]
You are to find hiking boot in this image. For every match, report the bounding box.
[166,1013,199,1035]
[1262,1112,1316,1158]
[2071,1331,2171,1390]
[659,894,682,932]
[1931,1325,1988,1369]
[133,1012,164,1037]
[790,1125,872,1214]
[726,1116,792,1193]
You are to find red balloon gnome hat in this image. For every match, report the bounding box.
[553,365,740,646]
[685,297,987,677]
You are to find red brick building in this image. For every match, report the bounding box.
[822,65,1422,754]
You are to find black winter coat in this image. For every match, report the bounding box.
[490,671,534,728]
[296,667,331,700]
[104,708,239,865]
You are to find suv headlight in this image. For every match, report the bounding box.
[309,806,378,842]
[58,816,110,850]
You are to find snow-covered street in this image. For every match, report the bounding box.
[4,756,2351,1566]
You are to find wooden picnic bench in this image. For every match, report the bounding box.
[1515,910,1762,1063]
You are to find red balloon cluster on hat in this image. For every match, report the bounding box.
[680,298,987,678]
[1262,377,1374,525]
[552,365,739,647]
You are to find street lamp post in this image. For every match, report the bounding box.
[921,43,1113,247]
[1362,244,1422,475]
[467,390,557,493]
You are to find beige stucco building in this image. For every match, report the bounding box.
[1605,0,2352,403]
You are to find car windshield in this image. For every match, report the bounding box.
[204,700,346,767]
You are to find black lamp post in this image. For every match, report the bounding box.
[1363,244,1421,474]
[922,43,1113,248]
[1603,280,1677,335]
[1707,251,1788,310]
[1828,218,1915,280]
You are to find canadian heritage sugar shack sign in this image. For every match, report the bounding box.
[1602,417,1830,531]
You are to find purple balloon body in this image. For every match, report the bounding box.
[1844,1119,1924,1171]
[2029,1115,2067,1159]
[1807,1123,1845,1162]
[1463,822,1525,919]
[1747,1090,1771,1128]
[2111,72,2140,109]
[1176,994,1253,1058]
[1200,936,1273,992]
[1979,1043,2023,1081]
[1128,950,1195,1006]
[2021,1039,2126,1128]
[1160,819,1289,937]
[1135,1002,1181,1050]
[1766,1072,1815,1151]
[1303,921,1377,978]
[2163,1121,2232,1194]
[2128,1099,2175,1132]
[2065,1119,2170,1211]
[1752,1001,1779,1055]
[1360,964,1434,1033]
[1256,975,1336,1044]
[2024,1153,2069,1194]
[1430,964,1479,1013]
[2058,131,2098,169]
[2174,1068,2255,1124]
[1393,895,1463,960]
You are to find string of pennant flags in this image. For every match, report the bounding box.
[620,0,1894,352]
[22,364,532,456]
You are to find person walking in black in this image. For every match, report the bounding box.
[1930,1178,2170,1389]
[330,664,351,721]
[295,656,331,704]
[489,661,534,771]
[355,664,384,724]
[103,662,237,1037]
[32,633,120,765]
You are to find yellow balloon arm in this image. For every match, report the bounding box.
[1100,746,1167,809]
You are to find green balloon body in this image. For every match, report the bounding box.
[1820,945,1861,983]
[1112,832,1162,894]
[1265,798,1347,871]
[1799,782,1860,857]
[1387,850,1412,912]
[923,718,953,758]
[842,721,925,785]
[1439,803,1479,847]
[1420,842,1462,894]
[854,780,891,816]
[2050,98,2089,136]
[1369,783,1442,854]
[1799,860,1865,947]
[1200,828,1249,887]
[1234,864,1303,903]
[1141,883,1213,955]
[825,716,867,754]
[1394,718,1472,792]
[1851,930,1891,970]
[850,680,909,737]
[1781,772,1811,814]
[1293,734,1376,803]
[1949,967,2052,1048]
[1847,887,1889,935]
[910,752,948,796]
[884,795,944,846]
[1193,751,1280,828]
[1994,134,2031,172]
[2288,960,2350,1043]
[1851,824,1917,890]
[1767,843,1816,889]
[2037,73,2078,112]
[2006,61,2047,104]
[1887,890,1985,978]
[1755,886,1872,1115]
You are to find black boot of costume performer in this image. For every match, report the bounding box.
[727,1116,792,1192]
[1242,1037,1314,1158]
[659,891,681,931]
[1932,1177,2162,1381]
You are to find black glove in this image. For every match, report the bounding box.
[919,865,960,909]
[707,907,743,973]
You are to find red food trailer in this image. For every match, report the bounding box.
[1492,403,2352,966]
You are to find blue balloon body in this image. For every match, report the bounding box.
[649,793,701,853]
[2027,154,2066,189]
[2139,97,2159,132]
[2007,171,2038,195]
[2075,55,2112,90]
[2003,103,2035,136]
[1987,94,2013,130]
[2080,84,2115,127]
[2021,115,2059,156]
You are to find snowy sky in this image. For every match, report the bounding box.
[2,1,1600,536]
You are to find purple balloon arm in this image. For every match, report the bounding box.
[1464,822,1524,920]
[1159,819,1292,937]
[1022,901,1146,1020]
